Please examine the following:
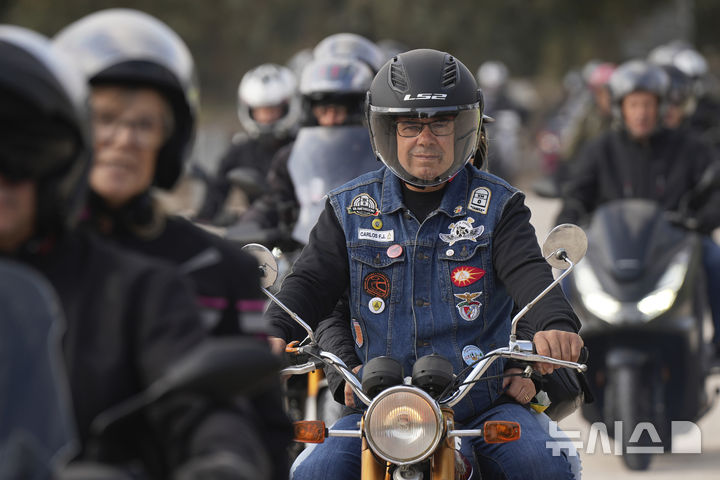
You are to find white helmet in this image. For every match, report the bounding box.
[237,63,300,140]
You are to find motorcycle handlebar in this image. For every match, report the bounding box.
[281,342,587,409]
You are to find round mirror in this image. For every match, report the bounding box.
[242,243,279,289]
[541,224,587,270]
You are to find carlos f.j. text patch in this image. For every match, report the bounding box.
[358,228,394,242]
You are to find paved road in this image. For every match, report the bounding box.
[523,189,720,479]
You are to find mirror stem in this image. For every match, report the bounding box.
[509,249,574,342]
[261,287,316,343]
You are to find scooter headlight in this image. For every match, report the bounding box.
[365,386,443,465]
[574,260,621,322]
[636,248,689,320]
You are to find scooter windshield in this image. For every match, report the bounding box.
[288,125,378,244]
[0,260,77,477]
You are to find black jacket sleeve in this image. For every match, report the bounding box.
[315,291,361,403]
[493,192,580,336]
[555,137,603,226]
[266,200,349,341]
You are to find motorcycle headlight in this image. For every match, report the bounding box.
[365,386,443,465]
[636,248,689,320]
[574,260,621,322]
[574,247,690,323]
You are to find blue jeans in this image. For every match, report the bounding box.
[703,237,720,345]
[291,403,574,480]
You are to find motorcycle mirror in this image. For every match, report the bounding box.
[90,338,279,436]
[542,224,587,270]
[242,243,279,289]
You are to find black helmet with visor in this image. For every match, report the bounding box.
[367,49,484,187]
[0,25,91,235]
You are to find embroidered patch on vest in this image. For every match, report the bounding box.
[371,218,383,230]
[368,297,386,314]
[462,345,484,366]
[358,228,394,242]
[451,266,486,287]
[439,217,484,246]
[347,193,380,216]
[364,272,390,298]
[352,319,364,347]
[468,187,491,214]
[454,291,483,322]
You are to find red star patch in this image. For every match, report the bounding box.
[451,266,486,287]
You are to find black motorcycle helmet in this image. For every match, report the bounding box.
[608,59,669,128]
[0,25,91,235]
[53,8,198,190]
[299,56,374,126]
[367,49,484,187]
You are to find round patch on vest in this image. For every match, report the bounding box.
[372,218,383,230]
[363,272,390,299]
[462,345,484,366]
[386,244,403,259]
[368,296,386,314]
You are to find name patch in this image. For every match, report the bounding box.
[358,228,394,242]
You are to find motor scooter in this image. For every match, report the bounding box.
[243,223,589,480]
[562,198,718,471]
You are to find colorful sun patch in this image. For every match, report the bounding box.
[451,266,486,287]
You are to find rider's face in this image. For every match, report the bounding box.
[0,174,36,253]
[396,116,455,183]
[90,86,170,207]
[312,104,348,126]
[252,105,285,125]
[621,91,658,140]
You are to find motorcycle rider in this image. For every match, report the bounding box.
[267,49,584,480]
[0,24,277,478]
[556,59,720,357]
[54,9,268,337]
[240,54,374,234]
[196,63,300,224]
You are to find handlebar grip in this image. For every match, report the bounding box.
[530,343,589,364]
[578,346,589,364]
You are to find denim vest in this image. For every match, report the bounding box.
[328,164,520,422]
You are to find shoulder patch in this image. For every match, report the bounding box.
[468,187,491,214]
[347,193,380,216]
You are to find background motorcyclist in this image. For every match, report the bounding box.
[555,59,720,357]
[267,48,584,480]
[239,54,374,235]
[0,24,278,479]
[54,8,269,337]
[196,63,300,224]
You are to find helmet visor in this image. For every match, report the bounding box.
[368,107,480,187]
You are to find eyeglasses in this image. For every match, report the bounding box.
[92,112,165,148]
[396,119,454,137]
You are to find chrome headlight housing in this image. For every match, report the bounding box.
[364,385,443,465]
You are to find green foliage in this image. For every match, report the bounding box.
[3,0,717,112]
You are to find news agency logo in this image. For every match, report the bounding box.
[545,421,702,456]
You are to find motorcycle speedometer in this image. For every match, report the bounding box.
[364,385,443,465]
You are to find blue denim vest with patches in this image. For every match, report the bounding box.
[328,164,520,422]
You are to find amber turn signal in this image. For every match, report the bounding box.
[293,420,327,443]
[483,420,521,443]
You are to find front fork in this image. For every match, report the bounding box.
[359,409,460,480]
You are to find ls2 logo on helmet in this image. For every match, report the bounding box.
[403,93,448,101]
